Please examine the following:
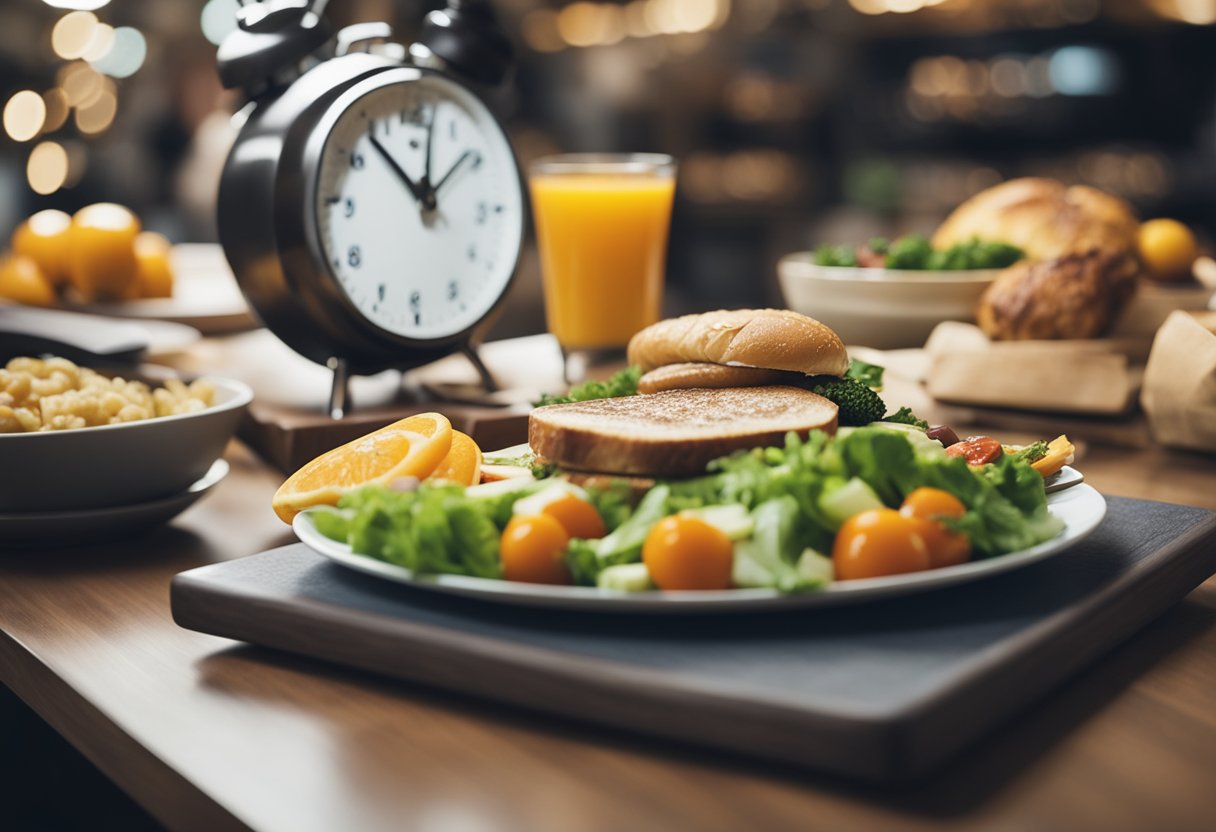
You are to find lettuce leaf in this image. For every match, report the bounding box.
[321,484,502,578]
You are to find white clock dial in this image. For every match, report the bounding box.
[314,74,523,340]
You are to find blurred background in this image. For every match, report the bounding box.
[2,0,1214,335]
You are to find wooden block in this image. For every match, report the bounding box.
[240,399,529,473]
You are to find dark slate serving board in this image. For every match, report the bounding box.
[171,496,1216,781]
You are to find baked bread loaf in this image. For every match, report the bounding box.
[933,178,1140,261]
[977,249,1139,340]
[529,386,839,478]
[636,362,792,395]
[627,309,849,377]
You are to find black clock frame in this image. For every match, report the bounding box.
[218,52,526,377]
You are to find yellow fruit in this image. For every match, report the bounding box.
[0,255,56,306]
[428,430,482,486]
[272,413,454,524]
[11,209,72,287]
[1138,218,1197,282]
[131,231,174,299]
[68,203,140,301]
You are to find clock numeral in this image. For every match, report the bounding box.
[409,290,422,325]
[351,152,364,170]
[449,120,457,141]
[476,202,487,225]
[348,246,361,268]
[471,154,482,171]
[447,280,459,301]
[378,283,386,302]
[343,197,355,218]
[467,244,477,262]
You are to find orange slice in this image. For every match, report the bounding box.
[429,430,482,487]
[272,412,453,523]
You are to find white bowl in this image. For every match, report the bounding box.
[0,376,252,512]
[777,254,1001,349]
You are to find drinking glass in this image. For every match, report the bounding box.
[529,153,677,383]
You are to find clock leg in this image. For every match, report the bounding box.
[326,356,352,419]
[461,343,499,394]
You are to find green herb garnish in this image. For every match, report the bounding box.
[1012,440,1050,464]
[534,365,642,407]
[845,358,885,390]
[882,406,929,430]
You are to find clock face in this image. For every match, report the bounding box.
[314,73,523,341]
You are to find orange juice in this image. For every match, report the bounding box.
[530,162,675,350]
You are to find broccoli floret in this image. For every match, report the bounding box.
[812,378,887,426]
[813,244,858,268]
[885,235,933,269]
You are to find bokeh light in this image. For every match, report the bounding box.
[81,22,115,62]
[51,11,99,60]
[4,91,47,142]
[89,27,147,78]
[27,141,69,195]
[201,0,241,46]
[59,62,106,108]
[42,1,112,9]
[75,89,118,134]
[42,88,70,132]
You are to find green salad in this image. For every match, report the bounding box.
[312,425,1063,594]
[813,235,1023,271]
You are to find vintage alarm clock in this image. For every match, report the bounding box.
[216,0,523,415]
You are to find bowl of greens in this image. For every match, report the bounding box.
[778,235,1024,348]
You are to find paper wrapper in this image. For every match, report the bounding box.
[923,322,1138,415]
[1141,311,1216,451]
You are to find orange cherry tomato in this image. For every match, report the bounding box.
[642,515,734,591]
[500,514,571,585]
[899,488,971,569]
[832,509,930,581]
[945,435,1003,466]
[541,493,606,539]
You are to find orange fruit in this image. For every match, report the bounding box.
[131,231,174,298]
[1138,218,1197,282]
[12,209,72,287]
[0,255,56,306]
[67,203,140,300]
[428,430,482,486]
[272,412,453,523]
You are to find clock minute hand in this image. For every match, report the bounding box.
[432,150,480,198]
[368,135,427,206]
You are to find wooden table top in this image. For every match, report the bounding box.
[2,404,1215,830]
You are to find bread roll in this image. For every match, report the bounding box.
[933,178,1140,261]
[529,386,839,478]
[636,362,793,394]
[627,309,849,377]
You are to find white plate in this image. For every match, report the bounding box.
[293,472,1106,613]
[0,459,228,550]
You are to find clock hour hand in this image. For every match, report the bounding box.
[432,150,480,197]
[368,135,429,207]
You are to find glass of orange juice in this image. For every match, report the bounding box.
[529,153,677,382]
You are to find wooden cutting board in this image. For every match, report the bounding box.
[171,496,1216,781]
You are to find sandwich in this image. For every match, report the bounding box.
[529,309,878,482]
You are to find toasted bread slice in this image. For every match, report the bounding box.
[528,386,838,478]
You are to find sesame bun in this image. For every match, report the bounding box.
[626,309,849,378]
